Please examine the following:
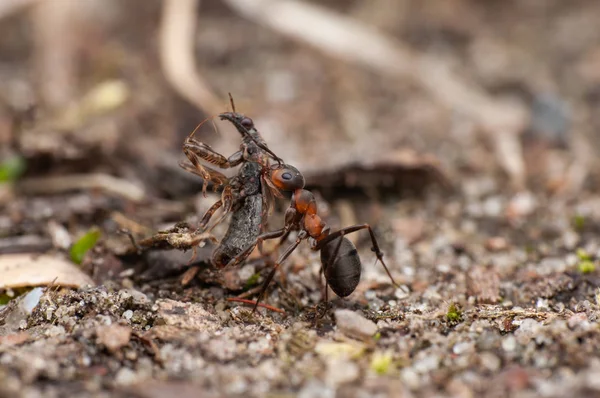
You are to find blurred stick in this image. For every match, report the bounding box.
[159,0,222,115]
[17,173,146,202]
[0,0,39,19]
[30,0,80,110]
[224,0,529,188]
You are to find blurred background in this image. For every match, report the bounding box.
[2,0,599,193]
[1,0,600,256]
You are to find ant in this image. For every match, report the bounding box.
[224,163,398,312]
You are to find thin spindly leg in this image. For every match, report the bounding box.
[197,199,223,230]
[315,224,397,287]
[181,143,242,195]
[252,237,304,313]
[183,140,243,169]
[195,185,234,233]
[224,228,287,268]
[179,160,229,196]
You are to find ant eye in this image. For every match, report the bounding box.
[240,117,253,129]
[271,165,305,191]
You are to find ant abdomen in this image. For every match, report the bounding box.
[321,236,361,297]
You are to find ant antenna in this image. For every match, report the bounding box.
[227,117,284,165]
[228,92,236,112]
[223,93,283,164]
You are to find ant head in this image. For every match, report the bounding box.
[219,111,284,165]
[270,164,305,191]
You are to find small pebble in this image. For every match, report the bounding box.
[114,368,138,386]
[502,336,517,352]
[324,358,359,387]
[394,285,410,300]
[334,310,377,340]
[479,352,501,372]
[96,324,131,353]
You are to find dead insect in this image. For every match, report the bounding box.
[201,103,287,268]
[224,163,398,310]
[127,95,285,272]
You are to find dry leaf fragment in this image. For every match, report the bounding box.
[0,253,95,289]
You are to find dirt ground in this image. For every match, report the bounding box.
[2,1,600,397]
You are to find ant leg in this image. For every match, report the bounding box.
[225,228,287,268]
[315,224,398,287]
[252,237,303,313]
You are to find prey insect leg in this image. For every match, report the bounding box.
[225,228,288,268]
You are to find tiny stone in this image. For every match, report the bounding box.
[334,310,377,340]
[479,352,501,372]
[238,264,256,281]
[514,319,541,344]
[394,285,410,300]
[298,380,335,398]
[324,358,360,387]
[401,368,421,389]
[502,336,517,352]
[125,289,150,306]
[122,310,134,320]
[114,368,138,386]
[485,236,509,252]
[536,298,550,311]
[96,324,131,353]
[413,354,440,373]
[121,278,134,289]
[453,341,474,355]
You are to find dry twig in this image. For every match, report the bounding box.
[17,173,146,202]
[30,0,80,109]
[0,0,39,19]
[159,0,222,114]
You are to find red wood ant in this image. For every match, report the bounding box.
[224,163,398,311]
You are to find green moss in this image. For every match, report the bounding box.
[572,214,586,232]
[576,248,592,261]
[244,272,261,290]
[578,260,596,274]
[370,351,393,375]
[446,303,463,324]
[0,156,26,182]
[70,228,101,264]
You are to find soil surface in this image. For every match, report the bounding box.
[1,1,600,397]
